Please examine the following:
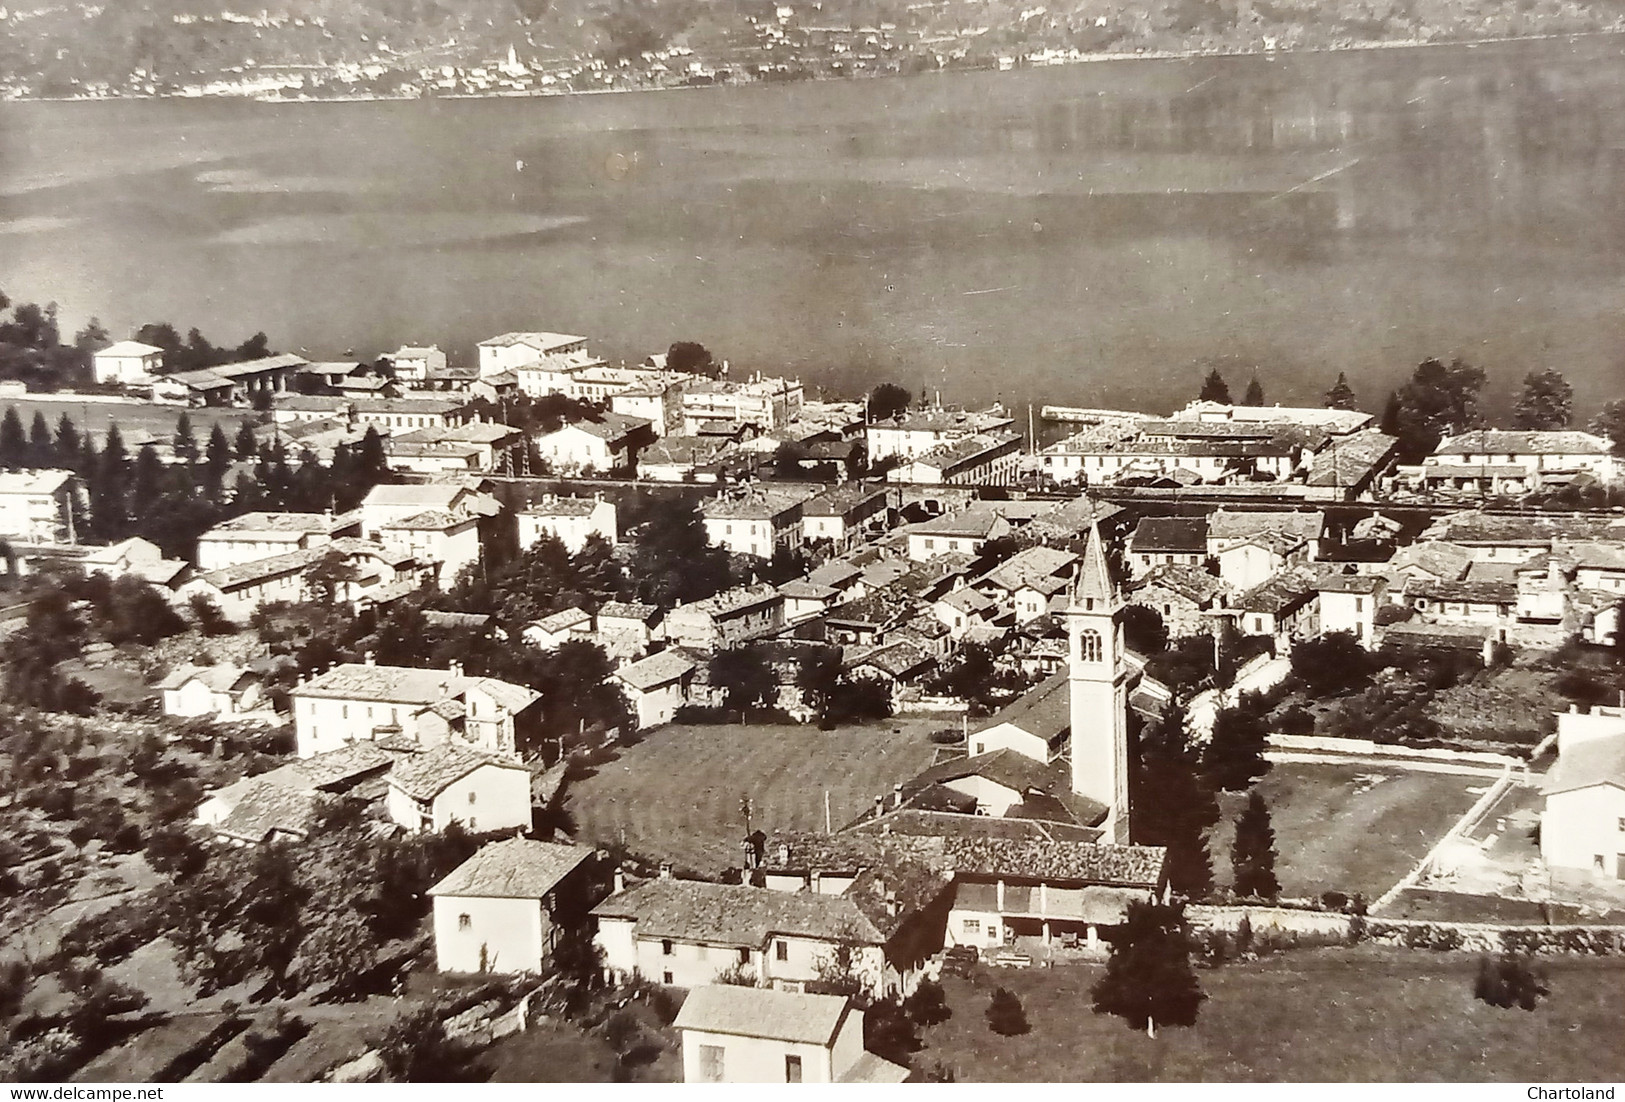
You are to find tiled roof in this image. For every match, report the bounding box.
[207,511,349,535]
[1314,571,1387,595]
[598,601,660,623]
[1207,508,1324,544]
[616,648,699,691]
[376,508,467,531]
[156,662,249,693]
[422,611,496,631]
[1407,578,1517,604]
[521,496,603,517]
[388,743,526,800]
[848,640,933,680]
[531,607,592,634]
[1390,540,1474,582]
[216,783,316,843]
[196,546,324,590]
[591,877,883,945]
[941,836,1165,888]
[1434,430,1613,457]
[428,837,594,898]
[1235,569,1319,614]
[701,490,810,521]
[1130,516,1208,555]
[974,546,1078,594]
[96,340,163,357]
[674,985,851,1046]
[803,483,888,517]
[675,583,781,619]
[976,669,1070,743]
[1424,512,1625,547]
[1134,564,1228,604]
[845,808,1101,844]
[295,662,460,704]
[549,412,649,442]
[911,509,1006,539]
[363,484,466,510]
[778,581,839,601]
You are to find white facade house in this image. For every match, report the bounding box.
[675,986,907,1084]
[1315,573,1388,647]
[534,414,650,474]
[517,496,617,554]
[886,432,1022,486]
[903,509,1011,562]
[429,838,596,974]
[92,340,164,386]
[194,511,359,571]
[1422,430,1619,492]
[1541,707,1625,880]
[291,660,539,759]
[157,663,262,719]
[702,491,809,560]
[374,509,482,588]
[865,406,1016,464]
[385,744,533,833]
[476,331,590,378]
[615,648,699,729]
[523,607,594,649]
[391,345,448,385]
[0,470,80,544]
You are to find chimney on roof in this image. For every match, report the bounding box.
[449,660,464,678]
[873,794,884,818]
[892,782,903,808]
[810,869,822,894]
[364,650,376,666]
[777,842,790,866]
[658,861,673,880]
[612,865,626,894]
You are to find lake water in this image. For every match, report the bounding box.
[3,35,1625,416]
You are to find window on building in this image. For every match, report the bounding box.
[964,918,981,936]
[775,940,789,962]
[468,791,477,804]
[738,947,751,964]
[785,1056,803,1083]
[663,970,674,984]
[662,939,674,956]
[458,913,471,930]
[1079,629,1102,663]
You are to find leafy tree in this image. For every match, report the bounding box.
[1091,901,1206,1036]
[73,317,110,352]
[1230,790,1280,900]
[1133,704,1215,899]
[904,978,951,1027]
[985,987,1029,1036]
[1511,368,1573,430]
[709,644,778,716]
[1474,952,1549,1011]
[1324,372,1358,410]
[173,411,200,463]
[373,1002,482,1082]
[1289,631,1374,696]
[1198,368,1231,404]
[1205,697,1271,792]
[1121,604,1169,656]
[1242,375,1265,406]
[666,340,717,377]
[623,493,731,606]
[868,382,912,421]
[931,642,998,709]
[1379,358,1488,464]
[1590,400,1625,456]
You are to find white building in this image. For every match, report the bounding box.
[1315,572,1388,647]
[385,744,533,833]
[291,660,539,759]
[1422,430,1619,493]
[391,345,448,385]
[674,986,907,1084]
[517,496,617,553]
[429,838,596,975]
[681,375,804,433]
[157,662,263,720]
[865,406,1015,464]
[476,331,591,379]
[92,340,164,386]
[903,508,1011,562]
[194,511,360,571]
[615,648,700,729]
[702,490,809,560]
[534,414,649,474]
[0,470,81,544]
[1541,705,1625,880]
[886,432,1022,486]
[374,508,482,587]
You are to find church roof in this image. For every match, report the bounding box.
[1074,522,1116,606]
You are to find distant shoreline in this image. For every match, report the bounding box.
[5,25,1624,107]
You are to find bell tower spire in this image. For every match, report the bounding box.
[1065,520,1131,843]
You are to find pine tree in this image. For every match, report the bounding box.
[1205,699,1271,791]
[356,426,389,484]
[1199,368,1231,404]
[205,424,233,499]
[131,445,165,520]
[54,414,80,468]
[1091,901,1206,1036]
[985,988,1029,1036]
[0,407,26,469]
[93,424,130,539]
[173,411,200,464]
[1133,704,1216,900]
[1230,790,1280,900]
[1324,372,1358,411]
[28,412,52,468]
[234,420,260,462]
[1243,375,1265,406]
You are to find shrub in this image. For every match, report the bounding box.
[604,1008,642,1054]
[928,728,964,746]
[904,979,951,1027]
[985,987,1029,1036]
[1277,704,1316,735]
[1474,952,1549,1011]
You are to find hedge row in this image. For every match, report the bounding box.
[1357,919,1625,955]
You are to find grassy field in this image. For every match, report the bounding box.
[565,719,940,876]
[0,396,248,445]
[1210,764,1480,900]
[920,948,1625,1082]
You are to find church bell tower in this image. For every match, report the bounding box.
[1064,521,1131,844]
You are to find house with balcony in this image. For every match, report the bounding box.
[886,432,1021,486]
[0,470,82,544]
[1420,430,1618,493]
